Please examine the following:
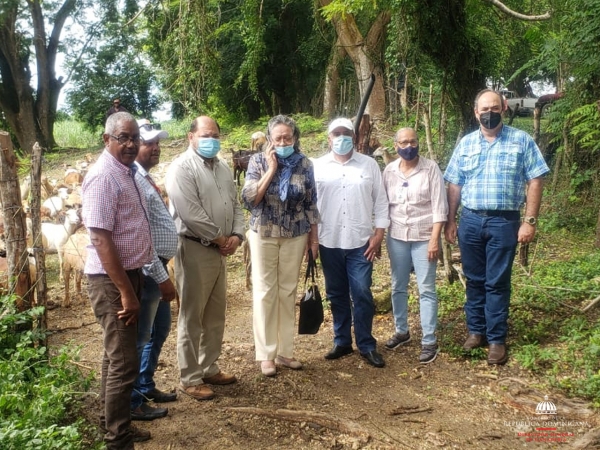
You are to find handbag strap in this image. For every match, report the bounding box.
[304,248,317,285]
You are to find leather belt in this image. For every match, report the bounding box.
[184,235,219,249]
[464,207,519,220]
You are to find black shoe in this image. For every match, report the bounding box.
[131,403,168,421]
[130,424,151,442]
[143,388,177,403]
[324,345,354,360]
[360,350,385,368]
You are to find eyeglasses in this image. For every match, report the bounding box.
[109,134,141,146]
[395,139,419,147]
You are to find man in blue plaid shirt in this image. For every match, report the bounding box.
[444,89,549,365]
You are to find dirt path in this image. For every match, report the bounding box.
[47,250,597,450]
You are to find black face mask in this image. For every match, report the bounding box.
[397,145,419,161]
[479,111,502,129]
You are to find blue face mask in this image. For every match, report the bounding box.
[275,145,295,159]
[332,135,354,155]
[196,137,220,158]
[397,145,419,161]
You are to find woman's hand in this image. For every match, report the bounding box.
[265,142,278,172]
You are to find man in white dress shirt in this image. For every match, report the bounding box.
[312,118,390,368]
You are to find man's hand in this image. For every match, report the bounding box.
[445,221,458,244]
[158,279,177,302]
[364,232,384,262]
[219,235,241,256]
[117,292,140,326]
[518,222,536,244]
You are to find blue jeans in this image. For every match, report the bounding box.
[458,209,519,344]
[131,272,172,410]
[387,237,438,345]
[319,243,377,353]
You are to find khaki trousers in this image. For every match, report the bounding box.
[248,231,307,361]
[175,238,227,386]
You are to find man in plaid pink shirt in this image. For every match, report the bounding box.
[82,112,153,449]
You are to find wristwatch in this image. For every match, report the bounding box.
[232,232,244,242]
[524,216,537,226]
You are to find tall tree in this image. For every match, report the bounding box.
[0,0,78,153]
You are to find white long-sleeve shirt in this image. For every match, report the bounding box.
[313,151,390,249]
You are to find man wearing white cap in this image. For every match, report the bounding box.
[130,119,179,420]
[313,118,390,368]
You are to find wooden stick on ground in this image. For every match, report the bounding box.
[222,407,370,442]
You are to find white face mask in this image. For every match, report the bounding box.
[331,135,354,155]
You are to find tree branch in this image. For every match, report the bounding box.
[481,0,551,21]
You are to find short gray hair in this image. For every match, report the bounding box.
[105,111,136,135]
[266,115,301,152]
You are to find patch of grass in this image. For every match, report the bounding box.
[0,295,98,450]
[54,120,101,149]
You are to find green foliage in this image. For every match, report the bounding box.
[65,5,161,131]
[53,121,101,149]
[0,296,96,450]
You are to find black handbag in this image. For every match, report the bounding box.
[298,249,324,335]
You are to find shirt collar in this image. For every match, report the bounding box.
[133,161,149,177]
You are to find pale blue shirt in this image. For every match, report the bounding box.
[444,125,549,211]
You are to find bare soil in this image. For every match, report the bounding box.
[46,248,598,450]
[43,144,597,449]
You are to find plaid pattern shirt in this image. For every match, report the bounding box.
[383,156,448,242]
[82,150,153,274]
[242,152,320,238]
[134,162,178,284]
[444,125,550,211]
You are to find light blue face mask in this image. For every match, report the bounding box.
[332,135,354,155]
[196,137,220,158]
[275,145,295,158]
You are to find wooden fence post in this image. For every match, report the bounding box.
[0,131,33,311]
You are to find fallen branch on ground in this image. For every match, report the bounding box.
[389,406,432,416]
[222,407,370,443]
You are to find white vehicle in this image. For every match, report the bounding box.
[500,90,537,116]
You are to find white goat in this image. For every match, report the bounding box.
[42,187,70,217]
[27,208,81,282]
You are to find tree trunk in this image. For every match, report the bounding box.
[320,1,390,121]
[596,209,600,248]
[323,40,344,118]
[0,0,75,153]
[0,132,33,311]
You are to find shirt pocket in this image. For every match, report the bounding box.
[460,151,481,173]
[499,146,522,172]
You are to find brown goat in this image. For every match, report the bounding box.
[231,149,257,185]
[62,232,90,308]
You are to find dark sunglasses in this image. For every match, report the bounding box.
[139,123,161,131]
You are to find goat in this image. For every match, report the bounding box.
[372,147,399,166]
[64,167,84,185]
[166,258,180,309]
[62,232,90,308]
[0,255,37,301]
[42,187,70,217]
[27,208,81,282]
[251,131,267,152]
[231,149,257,185]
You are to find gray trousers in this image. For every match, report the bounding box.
[175,237,227,386]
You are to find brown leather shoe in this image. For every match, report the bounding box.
[463,334,487,350]
[202,371,237,385]
[487,344,508,365]
[179,383,215,400]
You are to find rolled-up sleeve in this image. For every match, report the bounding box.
[431,164,449,223]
